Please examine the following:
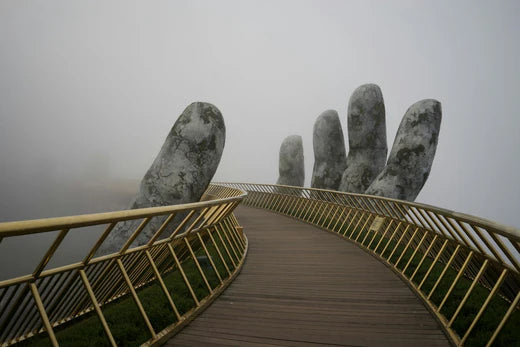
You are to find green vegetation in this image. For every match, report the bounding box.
[19,235,237,347]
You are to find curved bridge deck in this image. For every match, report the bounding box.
[167,206,449,346]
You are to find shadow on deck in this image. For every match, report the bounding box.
[167,206,449,346]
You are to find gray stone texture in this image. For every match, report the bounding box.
[339,84,388,193]
[365,99,441,201]
[277,135,305,187]
[311,110,347,190]
[100,102,225,254]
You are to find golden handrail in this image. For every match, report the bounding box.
[0,184,248,346]
[219,182,520,347]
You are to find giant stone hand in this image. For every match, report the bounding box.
[100,102,225,254]
[308,84,441,202]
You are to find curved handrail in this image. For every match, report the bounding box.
[220,182,520,242]
[0,184,248,346]
[219,182,520,347]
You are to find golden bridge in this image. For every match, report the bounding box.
[0,183,519,346]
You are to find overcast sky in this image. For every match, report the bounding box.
[0,0,519,228]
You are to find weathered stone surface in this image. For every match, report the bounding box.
[339,84,387,193]
[311,110,347,190]
[365,99,441,201]
[100,102,225,254]
[276,135,304,187]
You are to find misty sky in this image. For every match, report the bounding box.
[1,0,519,228]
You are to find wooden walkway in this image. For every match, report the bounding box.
[166,206,449,346]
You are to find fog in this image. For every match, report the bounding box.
[1,0,519,234]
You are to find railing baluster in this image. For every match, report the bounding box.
[447,259,489,327]
[145,250,182,320]
[216,225,240,263]
[418,239,449,290]
[394,227,419,268]
[410,235,439,282]
[336,209,352,234]
[321,202,336,228]
[213,226,237,268]
[184,238,213,293]
[387,225,412,263]
[354,215,374,242]
[437,251,474,312]
[310,201,324,225]
[14,277,51,339]
[29,283,58,347]
[460,268,508,344]
[379,223,403,257]
[343,210,359,237]
[223,219,244,252]
[486,290,520,347]
[207,227,231,276]
[371,220,395,252]
[33,229,70,278]
[402,231,428,274]
[116,259,156,338]
[197,232,223,283]
[303,199,318,222]
[427,245,461,299]
[331,207,347,232]
[79,270,117,346]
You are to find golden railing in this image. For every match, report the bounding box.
[219,182,520,347]
[0,184,248,346]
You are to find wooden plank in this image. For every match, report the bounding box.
[166,206,449,346]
